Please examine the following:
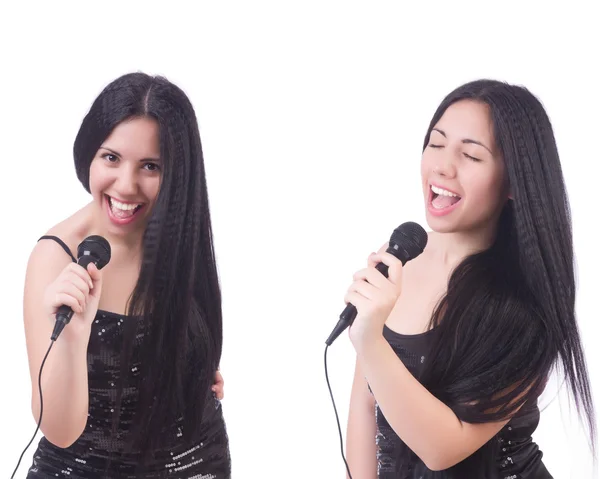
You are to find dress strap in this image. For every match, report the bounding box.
[38,235,77,263]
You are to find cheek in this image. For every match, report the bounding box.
[88,161,111,198]
[420,153,432,182]
[144,177,161,203]
[466,169,506,208]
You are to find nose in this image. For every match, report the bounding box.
[114,165,139,197]
[432,150,458,178]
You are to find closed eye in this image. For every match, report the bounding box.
[428,144,443,149]
[464,153,481,162]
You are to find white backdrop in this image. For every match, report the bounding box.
[1,2,598,478]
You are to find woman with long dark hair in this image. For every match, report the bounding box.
[23,72,230,477]
[345,79,595,478]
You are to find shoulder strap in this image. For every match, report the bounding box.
[38,235,77,263]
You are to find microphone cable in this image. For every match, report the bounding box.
[11,339,54,479]
[324,344,354,479]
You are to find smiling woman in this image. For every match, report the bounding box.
[344,80,596,478]
[21,72,231,478]
[422,101,509,235]
[90,118,162,228]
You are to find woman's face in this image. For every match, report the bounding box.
[88,116,162,238]
[421,99,509,236]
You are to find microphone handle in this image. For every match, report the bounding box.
[50,255,97,341]
[325,262,389,346]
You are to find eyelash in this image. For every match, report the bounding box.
[427,144,481,162]
[102,153,118,162]
[101,153,160,171]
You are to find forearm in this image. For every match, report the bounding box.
[345,358,378,479]
[31,334,90,447]
[355,334,463,471]
[346,409,377,479]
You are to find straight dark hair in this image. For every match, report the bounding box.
[73,72,222,457]
[412,80,595,477]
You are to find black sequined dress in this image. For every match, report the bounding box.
[375,325,553,479]
[27,236,231,479]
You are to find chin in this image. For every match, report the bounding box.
[425,217,459,234]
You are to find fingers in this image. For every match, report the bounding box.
[60,281,88,311]
[352,267,389,290]
[53,268,91,313]
[377,242,389,255]
[344,290,368,310]
[212,370,224,400]
[54,292,85,314]
[367,252,403,285]
[65,271,91,297]
[66,262,94,289]
[347,277,378,300]
[87,262,101,282]
[367,252,378,268]
[87,263,104,298]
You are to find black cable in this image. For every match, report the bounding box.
[324,344,353,479]
[11,340,54,479]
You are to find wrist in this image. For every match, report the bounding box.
[350,327,386,355]
[51,318,92,351]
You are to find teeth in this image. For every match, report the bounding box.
[110,197,141,211]
[431,185,460,198]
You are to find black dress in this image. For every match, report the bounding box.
[375,325,552,479]
[27,236,231,478]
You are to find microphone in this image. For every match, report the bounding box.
[51,235,112,341]
[325,222,428,346]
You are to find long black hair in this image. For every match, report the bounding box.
[73,72,223,457]
[413,80,595,477]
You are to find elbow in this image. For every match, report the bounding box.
[31,407,87,449]
[423,458,450,472]
[48,435,79,449]
[423,457,445,472]
[422,453,464,472]
[44,423,86,449]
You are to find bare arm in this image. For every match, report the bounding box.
[346,358,377,479]
[23,240,102,448]
[345,248,517,471]
[355,336,511,471]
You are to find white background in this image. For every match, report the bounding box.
[1,1,598,478]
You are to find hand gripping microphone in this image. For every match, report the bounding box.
[51,235,112,341]
[325,222,428,346]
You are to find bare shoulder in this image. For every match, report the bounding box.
[24,206,94,310]
[30,204,94,265]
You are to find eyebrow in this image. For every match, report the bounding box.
[431,128,492,154]
[99,146,161,163]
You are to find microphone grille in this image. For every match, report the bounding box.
[390,222,428,259]
[77,235,112,269]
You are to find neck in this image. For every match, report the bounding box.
[86,202,145,259]
[430,225,497,268]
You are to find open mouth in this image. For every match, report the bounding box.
[430,184,462,210]
[106,195,144,221]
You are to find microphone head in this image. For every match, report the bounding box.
[388,222,428,264]
[77,235,112,269]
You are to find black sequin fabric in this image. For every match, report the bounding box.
[26,309,231,478]
[375,325,553,479]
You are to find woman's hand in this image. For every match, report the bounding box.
[345,243,404,348]
[42,262,104,343]
[212,370,225,400]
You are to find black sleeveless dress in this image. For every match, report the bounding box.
[375,325,552,479]
[27,236,231,479]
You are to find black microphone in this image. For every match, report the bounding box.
[325,222,428,346]
[51,235,112,341]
